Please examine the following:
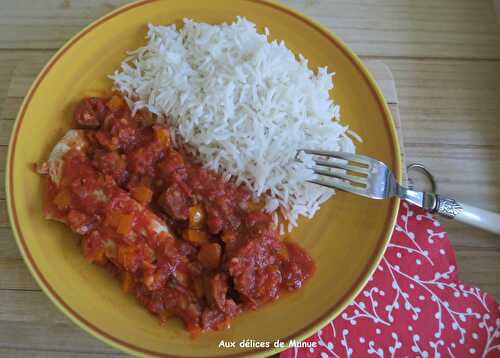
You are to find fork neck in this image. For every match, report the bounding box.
[397,185,437,211]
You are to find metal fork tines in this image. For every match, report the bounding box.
[297,150,500,235]
[297,149,396,200]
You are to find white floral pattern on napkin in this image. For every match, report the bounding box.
[281,202,500,357]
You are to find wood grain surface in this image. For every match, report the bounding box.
[1,0,499,356]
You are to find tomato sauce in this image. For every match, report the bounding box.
[43,95,315,334]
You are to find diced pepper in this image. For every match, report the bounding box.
[154,126,170,147]
[117,214,134,235]
[53,190,71,210]
[122,271,133,293]
[198,243,222,270]
[193,277,204,299]
[131,185,153,205]
[104,211,121,228]
[183,229,209,245]
[188,205,206,229]
[106,94,124,111]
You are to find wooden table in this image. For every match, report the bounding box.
[1,1,499,356]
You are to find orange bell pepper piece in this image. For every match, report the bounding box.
[117,214,134,235]
[154,126,170,147]
[106,95,124,111]
[131,185,153,205]
[198,243,222,269]
[188,205,206,229]
[53,190,71,210]
[183,229,209,244]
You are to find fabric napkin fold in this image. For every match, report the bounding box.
[280,202,500,357]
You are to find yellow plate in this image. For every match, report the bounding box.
[6,0,401,356]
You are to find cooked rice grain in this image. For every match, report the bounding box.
[111,17,357,229]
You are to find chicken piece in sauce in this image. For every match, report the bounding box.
[40,95,315,335]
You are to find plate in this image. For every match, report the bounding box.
[6,0,401,356]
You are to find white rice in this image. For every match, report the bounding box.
[111,17,357,229]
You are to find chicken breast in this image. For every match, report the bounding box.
[43,129,173,238]
[47,129,87,185]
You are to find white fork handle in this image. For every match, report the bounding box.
[433,195,500,235]
[453,202,500,235]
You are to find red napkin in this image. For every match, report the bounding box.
[280,202,500,357]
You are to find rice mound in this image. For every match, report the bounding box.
[111,17,357,230]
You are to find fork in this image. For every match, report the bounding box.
[298,149,500,235]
